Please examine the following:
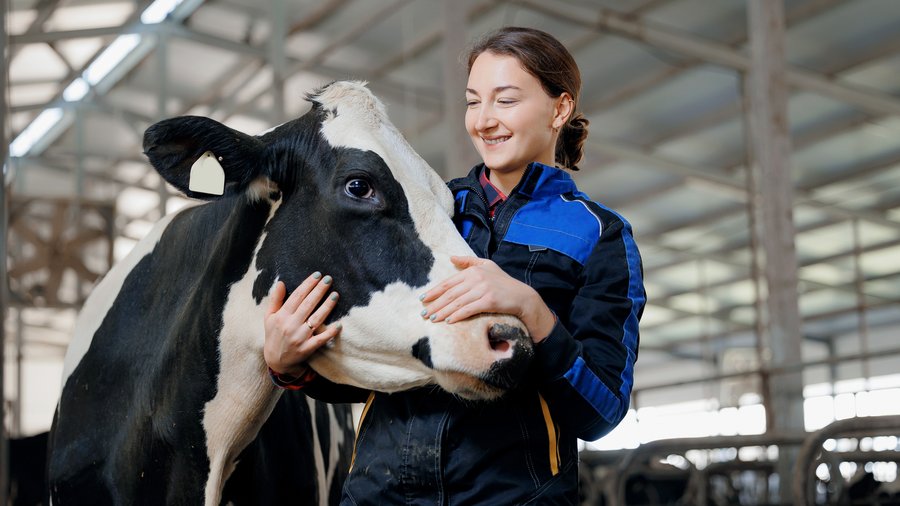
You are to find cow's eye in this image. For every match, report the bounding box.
[345,178,374,199]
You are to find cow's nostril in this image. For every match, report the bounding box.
[489,336,510,354]
[488,323,526,344]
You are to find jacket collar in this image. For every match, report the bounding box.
[452,162,577,200]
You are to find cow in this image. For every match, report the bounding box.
[48,80,533,505]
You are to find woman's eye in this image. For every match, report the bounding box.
[345,179,374,199]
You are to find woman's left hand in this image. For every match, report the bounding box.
[421,256,556,343]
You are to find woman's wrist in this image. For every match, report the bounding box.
[521,291,557,343]
[269,362,310,381]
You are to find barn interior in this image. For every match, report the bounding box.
[3,0,900,504]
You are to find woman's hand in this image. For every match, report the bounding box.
[420,256,556,342]
[264,272,342,377]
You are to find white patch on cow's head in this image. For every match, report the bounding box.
[305,81,531,399]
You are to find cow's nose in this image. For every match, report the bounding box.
[483,323,533,390]
[488,323,527,354]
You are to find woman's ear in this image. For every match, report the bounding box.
[552,92,575,130]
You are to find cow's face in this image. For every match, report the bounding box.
[143,81,532,400]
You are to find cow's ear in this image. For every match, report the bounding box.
[143,116,267,200]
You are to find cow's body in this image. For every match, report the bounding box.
[49,189,353,505]
[49,81,532,505]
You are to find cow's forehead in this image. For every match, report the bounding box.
[309,81,454,216]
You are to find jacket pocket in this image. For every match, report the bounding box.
[525,245,546,286]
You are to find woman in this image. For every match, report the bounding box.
[264,26,646,504]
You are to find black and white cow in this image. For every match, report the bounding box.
[48,81,532,505]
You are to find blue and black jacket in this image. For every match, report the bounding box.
[303,162,646,505]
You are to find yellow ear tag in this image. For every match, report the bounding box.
[189,151,225,195]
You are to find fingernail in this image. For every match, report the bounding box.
[323,275,332,285]
[329,292,339,301]
[418,293,426,301]
[429,314,436,321]
[334,322,342,329]
[420,309,428,317]
[312,271,322,279]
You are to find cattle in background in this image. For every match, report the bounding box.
[48,81,532,505]
[9,432,48,506]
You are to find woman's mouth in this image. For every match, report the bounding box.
[483,136,510,145]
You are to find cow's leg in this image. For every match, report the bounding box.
[202,357,281,506]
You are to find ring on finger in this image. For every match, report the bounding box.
[305,320,315,331]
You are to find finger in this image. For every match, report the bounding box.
[429,290,482,323]
[267,281,286,316]
[421,272,466,303]
[423,282,480,320]
[293,274,333,322]
[306,291,340,330]
[282,272,323,314]
[450,256,486,268]
[444,300,491,324]
[299,323,342,355]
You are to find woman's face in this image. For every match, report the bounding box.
[465,52,567,177]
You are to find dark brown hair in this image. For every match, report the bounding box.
[466,26,589,170]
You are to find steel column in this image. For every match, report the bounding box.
[269,0,287,125]
[440,0,475,179]
[1,0,9,500]
[747,3,805,502]
[157,28,170,218]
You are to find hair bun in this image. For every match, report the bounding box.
[556,112,589,170]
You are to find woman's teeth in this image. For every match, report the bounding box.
[484,136,510,145]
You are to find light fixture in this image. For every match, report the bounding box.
[9,108,64,157]
[7,0,190,159]
[141,0,184,24]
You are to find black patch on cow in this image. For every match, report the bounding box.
[49,197,273,503]
[251,122,434,316]
[411,337,433,369]
[223,391,353,505]
[50,90,437,504]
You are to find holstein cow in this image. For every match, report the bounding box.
[48,81,532,505]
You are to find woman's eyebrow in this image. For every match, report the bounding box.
[465,85,522,96]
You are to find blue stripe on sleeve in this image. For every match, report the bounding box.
[593,204,645,401]
[454,191,473,239]
[564,356,621,424]
[563,204,645,425]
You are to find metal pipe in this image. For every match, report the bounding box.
[794,415,900,506]
[610,433,808,506]
[1,0,10,500]
[634,344,900,394]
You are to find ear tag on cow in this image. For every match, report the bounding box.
[189,151,225,195]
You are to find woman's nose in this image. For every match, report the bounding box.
[474,105,497,131]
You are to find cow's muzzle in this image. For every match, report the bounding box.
[481,323,533,391]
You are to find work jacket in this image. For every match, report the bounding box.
[303,162,646,505]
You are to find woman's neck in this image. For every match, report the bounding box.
[488,167,527,196]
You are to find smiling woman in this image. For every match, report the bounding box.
[265,27,646,505]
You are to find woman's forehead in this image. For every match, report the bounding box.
[466,52,541,93]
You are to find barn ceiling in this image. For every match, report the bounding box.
[6,0,900,413]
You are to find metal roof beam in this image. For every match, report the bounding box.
[587,138,900,231]
[584,0,849,111]
[517,0,900,116]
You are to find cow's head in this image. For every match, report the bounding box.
[143,81,532,400]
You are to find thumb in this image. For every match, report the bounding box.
[268,281,286,315]
[450,255,485,268]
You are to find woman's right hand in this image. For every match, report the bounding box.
[264,272,342,378]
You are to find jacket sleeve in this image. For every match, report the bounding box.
[269,367,372,404]
[531,214,645,441]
